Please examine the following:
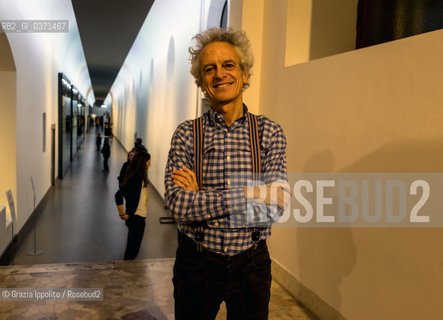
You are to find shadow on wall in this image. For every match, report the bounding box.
[297,139,443,318]
[297,150,357,318]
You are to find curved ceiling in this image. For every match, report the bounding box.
[72,0,154,104]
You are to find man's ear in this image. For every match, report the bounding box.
[201,83,208,94]
[243,70,249,84]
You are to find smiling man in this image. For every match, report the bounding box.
[165,28,288,320]
[198,41,247,125]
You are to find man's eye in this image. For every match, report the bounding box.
[204,67,214,73]
[224,63,235,68]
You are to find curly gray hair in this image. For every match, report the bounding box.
[189,28,254,90]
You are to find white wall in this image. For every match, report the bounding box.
[0,67,16,255]
[0,29,17,256]
[0,0,93,238]
[240,0,443,319]
[109,0,229,195]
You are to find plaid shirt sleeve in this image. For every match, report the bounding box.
[164,121,231,224]
[232,116,288,227]
[261,117,288,182]
[260,117,288,221]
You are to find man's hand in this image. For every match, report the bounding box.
[243,182,290,210]
[171,166,200,191]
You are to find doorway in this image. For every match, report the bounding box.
[51,124,56,186]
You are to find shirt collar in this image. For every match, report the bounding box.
[208,104,249,129]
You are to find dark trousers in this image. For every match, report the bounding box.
[173,232,271,320]
[124,215,146,260]
[103,157,109,171]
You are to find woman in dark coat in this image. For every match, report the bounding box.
[114,151,151,260]
[118,150,136,188]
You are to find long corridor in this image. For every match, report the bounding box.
[5,128,177,266]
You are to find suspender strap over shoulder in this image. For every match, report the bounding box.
[192,117,205,251]
[246,113,264,247]
[247,113,261,174]
[193,116,204,190]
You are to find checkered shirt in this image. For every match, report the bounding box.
[165,106,287,255]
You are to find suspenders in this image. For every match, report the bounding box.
[192,116,205,190]
[247,112,262,175]
[193,112,261,189]
[192,112,262,250]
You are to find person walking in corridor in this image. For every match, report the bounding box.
[132,137,148,153]
[96,133,102,151]
[101,138,110,173]
[104,122,113,140]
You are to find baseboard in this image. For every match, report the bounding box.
[113,136,129,153]
[271,257,347,320]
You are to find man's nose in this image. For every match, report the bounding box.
[215,66,226,79]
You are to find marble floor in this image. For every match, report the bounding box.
[0,258,312,320]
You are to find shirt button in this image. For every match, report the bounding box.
[227,180,231,185]
[206,214,211,219]
[214,221,219,227]
[227,156,231,161]
[224,247,228,253]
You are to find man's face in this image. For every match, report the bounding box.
[199,41,248,108]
